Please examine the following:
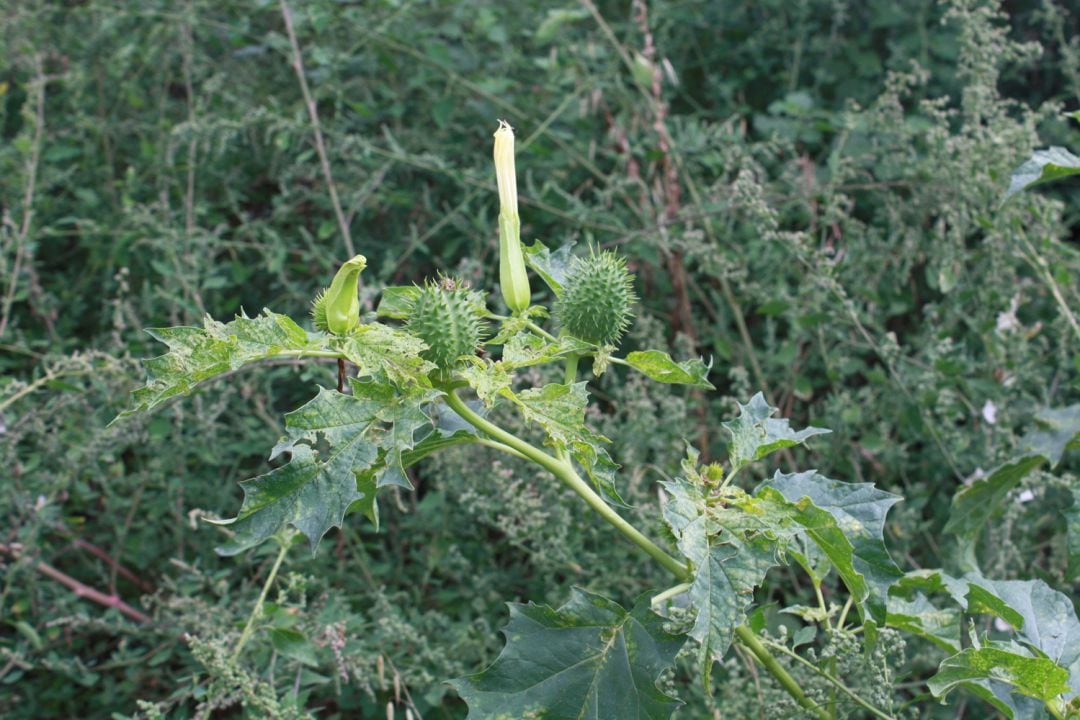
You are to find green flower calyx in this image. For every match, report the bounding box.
[311,254,367,335]
[406,278,487,371]
[493,120,531,313]
[555,250,637,347]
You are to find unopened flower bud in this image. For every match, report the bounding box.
[493,120,531,313]
[311,254,366,335]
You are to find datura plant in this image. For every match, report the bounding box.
[116,124,1080,720]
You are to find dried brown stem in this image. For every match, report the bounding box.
[279,0,356,258]
[0,543,152,624]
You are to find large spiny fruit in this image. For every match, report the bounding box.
[555,250,637,347]
[406,279,487,370]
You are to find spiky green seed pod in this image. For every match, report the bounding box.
[555,250,637,346]
[406,281,487,370]
[311,254,367,335]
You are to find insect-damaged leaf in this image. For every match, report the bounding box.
[722,393,830,471]
[213,381,440,555]
[118,310,315,417]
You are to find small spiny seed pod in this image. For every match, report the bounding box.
[406,280,487,370]
[555,250,637,347]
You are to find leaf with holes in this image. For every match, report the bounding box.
[722,393,830,471]
[117,310,316,417]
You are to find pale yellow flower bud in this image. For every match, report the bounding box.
[493,120,530,313]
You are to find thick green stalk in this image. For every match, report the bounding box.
[443,389,689,580]
[738,627,831,720]
[443,388,826,718]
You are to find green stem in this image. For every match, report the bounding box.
[477,437,530,462]
[232,537,290,660]
[739,627,831,720]
[443,389,825,718]
[1045,701,1067,720]
[526,320,558,343]
[443,389,689,580]
[651,582,692,607]
[555,353,580,461]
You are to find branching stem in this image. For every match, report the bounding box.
[443,387,826,718]
[761,637,899,720]
[443,389,689,579]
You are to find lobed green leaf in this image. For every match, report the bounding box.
[722,393,830,472]
[451,588,685,720]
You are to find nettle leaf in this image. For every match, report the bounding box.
[522,239,575,296]
[624,350,715,389]
[514,382,624,504]
[119,310,315,417]
[946,404,1080,542]
[1004,146,1080,202]
[761,470,903,623]
[451,588,685,720]
[334,323,435,386]
[722,393,830,471]
[929,646,1071,715]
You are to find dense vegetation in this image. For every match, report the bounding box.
[2,0,1078,718]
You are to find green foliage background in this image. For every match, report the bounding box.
[1,0,1078,717]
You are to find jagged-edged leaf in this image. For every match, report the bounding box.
[762,470,903,623]
[961,578,1080,698]
[348,380,442,490]
[946,404,1080,542]
[213,386,384,555]
[334,323,434,386]
[522,239,575,296]
[375,285,421,319]
[460,359,513,408]
[215,381,441,555]
[660,479,778,664]
[624,350,715,389]
[119,310,316,417]
[500,331,591,369]
[929,647,1071,715]
[898,571,1080,701]
[886,593,962,653]
[750,487,870,615]
[514,382,623,504]
[450,588,685,720]
[1004,146,1080,202]
[722,393,830,471]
